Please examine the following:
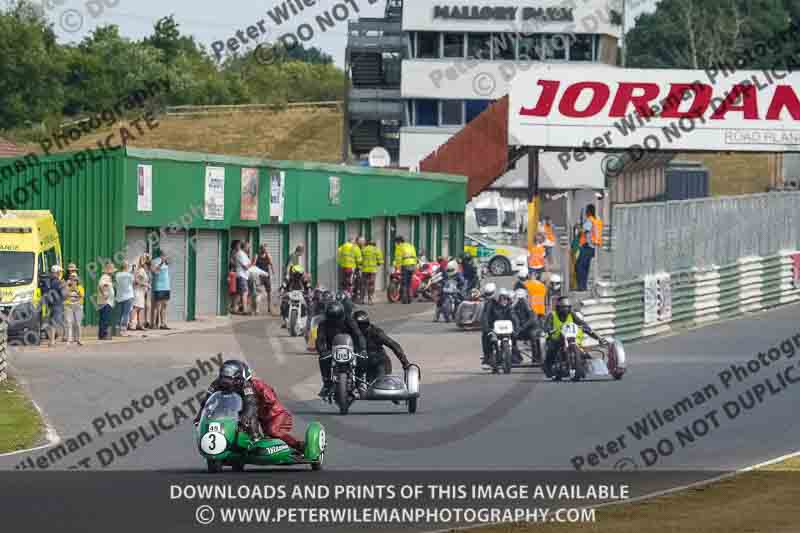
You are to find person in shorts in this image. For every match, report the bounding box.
[151,251,171,329]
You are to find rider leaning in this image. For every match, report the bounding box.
[353,309,411,382]
[315,301,366,398]
[195,359,304,452]
[543,296,606,378]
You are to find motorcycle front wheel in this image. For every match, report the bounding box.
[207,459,223,473]
[336,372,350,415]
[387,280,401,303]
[502,344,512,374]
[568,346,585,382]
[289,310,299,337]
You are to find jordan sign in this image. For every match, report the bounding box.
[508,65,800,152]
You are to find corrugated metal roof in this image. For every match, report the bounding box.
[124,147,467,184]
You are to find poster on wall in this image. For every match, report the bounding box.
[204,166,225,220]
[269,171,285,223]
[136,164,152,212]
[329,176,341,206]
[240,168,259,221]
[644,273,672,325]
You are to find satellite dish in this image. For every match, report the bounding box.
[368,147,391,168]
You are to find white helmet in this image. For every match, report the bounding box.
[514,288,528,301]
[482,282,497,298]
[517,270,528,280]
[550,273,562,287]
[447,260,458,274]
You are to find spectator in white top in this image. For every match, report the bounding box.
[115,261,135,336]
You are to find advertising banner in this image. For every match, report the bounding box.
[136,164,152,212]
[204,167,225,221]
[270,171,285,223]
[644,273,672,325]
[509,65,800,152]
[329,176,341,206]
[240,168,259,221]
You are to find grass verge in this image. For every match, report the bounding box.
[0,377,44,453]
[471,458,800,533]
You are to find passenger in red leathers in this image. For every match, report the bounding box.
[195,359,304,452]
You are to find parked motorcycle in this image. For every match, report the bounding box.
[487,320,514,374]
[322,334,421,415]
[194,391,326,472]
[387,262,440,303]
[287,290,308,337]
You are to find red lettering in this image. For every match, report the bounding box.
[519,80,561,117]
[661,83,713,119]
[766,85,800,120]
[608,82,660,118]
[558,82,610,118]
[711,84,758,120]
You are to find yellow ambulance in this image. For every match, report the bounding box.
[0,211,63,343]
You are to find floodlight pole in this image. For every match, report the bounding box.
[527,147,540,250]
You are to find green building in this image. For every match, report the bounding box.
[1,147,467,324]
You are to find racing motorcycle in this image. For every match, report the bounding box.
[322,334,421,415]
[287,290,308,337]
[487,319,514,374]
[387,262,440,303]
[552,323,628,382]
[455,289,484,330]
[194,391,326,472]
[439,277,463,319]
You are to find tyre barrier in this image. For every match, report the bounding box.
[578,250,800,345]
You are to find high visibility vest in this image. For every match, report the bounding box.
[337,242,357,269]
[550,312,585,344]
[528,244,546,269]
[394,243,418,268]
[524,280,547,316]
[361,245,383,273]
[579,216,603,247]
[543,223,556,246]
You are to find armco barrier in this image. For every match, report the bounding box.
[578,251,800,345]
[0,321,7,383]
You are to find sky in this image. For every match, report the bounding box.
[43,0,659,67]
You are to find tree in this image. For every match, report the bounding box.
[626,0,792,70]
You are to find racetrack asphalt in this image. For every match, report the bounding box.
[2,298,799,475]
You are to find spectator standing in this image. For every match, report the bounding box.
[97,263,116,340]
[255,244,275,314]
[541,216,556,266]
[66,262,79,281]
[393,236,418,305]
[336,236,361,294]
[151,251,172,329]
[46,265,66,348]
[64,272,84,345]
[131,255,150,331]
[243,241,256,315]
[575,204,603,291]
[360,240,384,305]
[115,261,135,336]
[527,232,548,280]
[234,241,252,315]
[286,245,304,280]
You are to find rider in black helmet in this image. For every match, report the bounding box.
[353,309,411,381]
[315,301,366,398]
[194,359,259,435]
[542,296,605,378]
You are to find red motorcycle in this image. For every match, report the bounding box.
[387,262,441,303]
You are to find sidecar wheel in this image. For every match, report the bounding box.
[407,398,417,414]
[312,452,325,471]
[207,459,223,473]
[232,462,246,472]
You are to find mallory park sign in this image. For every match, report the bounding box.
[433,5,576,23]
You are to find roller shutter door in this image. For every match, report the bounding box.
[432,215,440,258]
[345,220,362,243]
[420,216,429,259]
[195,231,220,317]
[371,217,387,291]
[288,224,307,271]
[396,216,412,245]
[442,214,450,258]
[159,231,188,323]
[259,226,283,279]
[125,228,148,267]
[317,222,338,291]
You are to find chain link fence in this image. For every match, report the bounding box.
[611,192,800,281]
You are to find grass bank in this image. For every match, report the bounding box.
[0,377,44,453]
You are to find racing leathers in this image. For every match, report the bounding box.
[360,324,411,382]
[315,315,366,392]
[543,311,600,376]
[435,271,465,323]
[280,272,311,321]
[481,301,520,363]
[195,377,303,451]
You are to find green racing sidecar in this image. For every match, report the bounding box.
[194,391,327,472]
